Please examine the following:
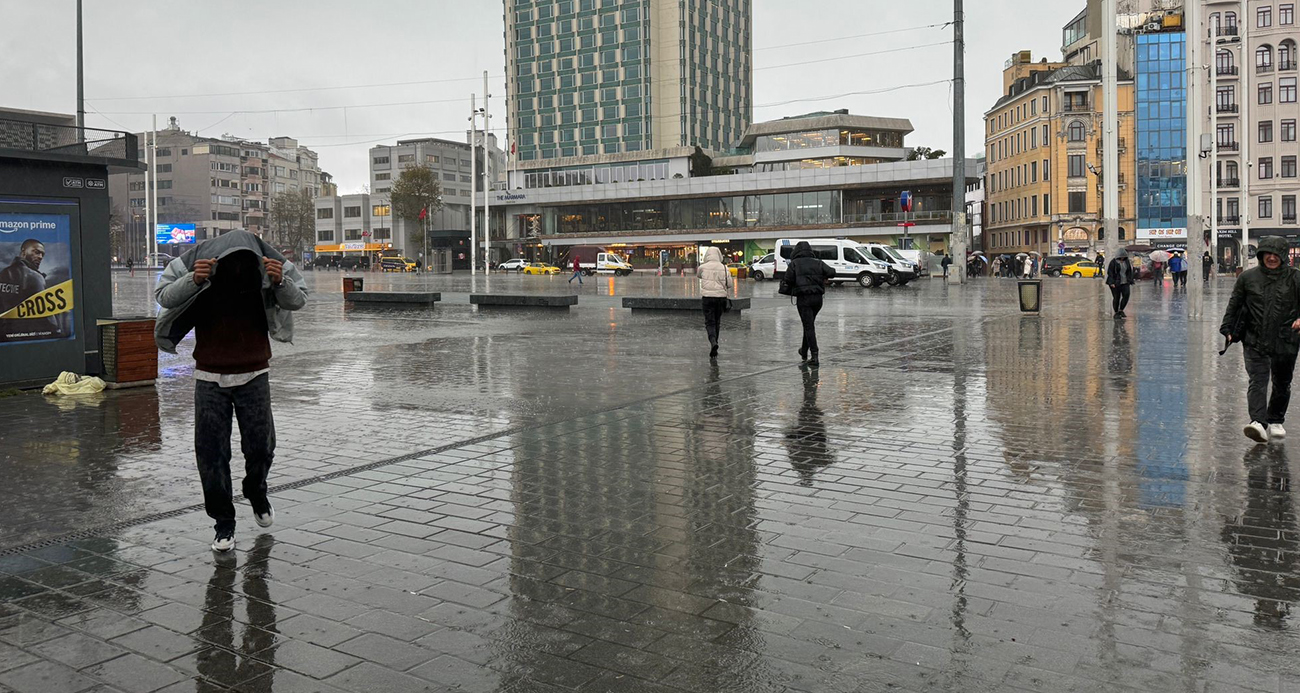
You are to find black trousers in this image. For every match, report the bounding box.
[701,297,727,346]
[1110,284,1131,313]
[1245,346,1299,425]
[1174,270,1188,287]
[796,294,824,354]
[195,374,276,533]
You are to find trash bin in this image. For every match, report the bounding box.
[343,277,364,293]
[736,267,748,280]
[1017,279,1042,313]
[98,316,157,385]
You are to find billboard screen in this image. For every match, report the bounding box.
[156,223,196,245]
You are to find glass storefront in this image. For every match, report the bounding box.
[756,156,886,172]
[553,190,841,234]
[755,128,905,152]
[522,160,670,189]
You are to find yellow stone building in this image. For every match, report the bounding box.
[983,52,1136,256]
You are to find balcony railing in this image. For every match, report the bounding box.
[1286,214,1298,223]
[1218,65,1240,76]
[1218,177,1241,187]
[1218,103,1240,113]
[1063,102,1090,112]
[1220,215,1242,225]
[1282,60,1298,71]
[1219,141,1240,151]
[842,210,954,225]
[1219,24,1239,36]
[1259,63,1275,74]
[0,117,139,165]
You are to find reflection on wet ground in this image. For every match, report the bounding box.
[0,273,1295,691]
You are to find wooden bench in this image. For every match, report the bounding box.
[623,297,750,313]
[345,291,441,306]
[470,294,578,309]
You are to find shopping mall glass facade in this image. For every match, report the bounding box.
[753,128,905,152]
[1135,32,1188,237]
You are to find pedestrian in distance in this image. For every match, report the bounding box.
[126,257,134,277]
[568,255,583,284]
[1169,252,1187,288]
[1220,236,1300,443]
[1106,248,1136,318]
[1203,250,1214,282]
[780,241,834,366]
[941,253,952,280]
[154,230,308,553]
[698,246,732,358]
[1096,251,1106,280]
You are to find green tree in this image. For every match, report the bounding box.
[107,210,126,261]
[390,164,443,252]
[269,188,316,261]
[905,146,948,161]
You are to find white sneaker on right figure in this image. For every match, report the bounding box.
[1245,421,1269,443]
[1269,423,1287,439]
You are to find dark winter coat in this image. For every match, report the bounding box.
[1106,255,1135,287]
[1220,236,1300,355]
[785,242,835,296]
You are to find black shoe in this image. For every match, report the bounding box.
[808,352,819,367]
[798,348,808,361]
[709,344,718,358]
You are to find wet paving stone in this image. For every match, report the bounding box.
[1,274,1297,690]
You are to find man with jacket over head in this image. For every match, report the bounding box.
[782,241,835,366]
[1221,236,1300,443]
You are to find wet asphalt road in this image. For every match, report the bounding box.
[0,270,1294,692]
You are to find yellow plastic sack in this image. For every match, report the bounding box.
[42,371,106,396]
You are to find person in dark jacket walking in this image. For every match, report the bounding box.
[941,253,952,280]
[1221,236,1300,443]
[1203,251,1214,282]
[1106,248,1136,318]
[782,241,835,366]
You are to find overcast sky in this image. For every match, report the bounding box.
[3,0,1078,192]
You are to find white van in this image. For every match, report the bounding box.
[749,253,775,281]
[773,238,893,288]
[860,243,919,285]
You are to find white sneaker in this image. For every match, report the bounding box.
[1245,421,1269,443]
[211,532,235,553]
[254,505,275,528]
[1270,423,1287,439]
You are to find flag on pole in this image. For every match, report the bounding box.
[418,207,427,221]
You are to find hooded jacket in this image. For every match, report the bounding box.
[698,247,732,298]
[1221,236,1300,355]
[154,230,308,354]
[785,241,835,296]
[1106,249,1135,287]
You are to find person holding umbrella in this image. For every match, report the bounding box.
[1220,236,1300,442]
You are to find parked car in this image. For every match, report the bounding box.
[147,252,175,267]
[379,256,416,272]
[340,256,371,270]
[312,255,340,270]
[1062,260,1101,278]
[1042,255,1087,277]
[773,238,894,288]
[749,253,775,281]
[521,262,560,275]
[498,258,527,272]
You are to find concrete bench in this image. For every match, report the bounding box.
[470,294,578,309]
[623,297,750,313]
[345,291,441,306]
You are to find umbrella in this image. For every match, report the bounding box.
[1028,251,1042,256]
[1150,250,1171,263]
[970,250,986,256]
[1015,252,1028,259]
[973,255,989,264]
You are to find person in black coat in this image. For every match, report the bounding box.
[782,241,835,366]
[1221,235,1300,442]
[1203,251,1214,282]
[1106,248,1136,318]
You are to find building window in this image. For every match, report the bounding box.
[1068,154,1086,178]
[1068,191,1086,213]
[316,207,334,220]
[345,229,361,241]
[1259,45,1275,71]
[1067,120,1086,142]
[1262,120,1275,143]
[1261,82,1274,104]
[318,230,334,242]
[1284,4,1296,24]
[1217,85,1236,111]
[1261,5,1274,27]
[1284,156,1297,177]
[1284,77,1298,102]
[1043,159,1050,181]
[343,206,362,218]
[397,154,414,163]
[373,156,389,165]
[1218,122,1237,145]
[1285,195,1298,221]
[1283,40,1298,69]
[375,172,390,181]
[1261,156,1275,179]
[1261,196,1274,218]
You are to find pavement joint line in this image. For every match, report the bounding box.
[0,293,1070,558]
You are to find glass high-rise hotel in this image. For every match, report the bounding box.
[504,0,752,163]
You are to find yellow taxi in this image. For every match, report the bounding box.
[379,256,417,272]
[521,262,560,275]
[1062,260,1101,278]
[727,263,747,277]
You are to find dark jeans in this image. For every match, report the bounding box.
[1245,346,1298,424]
[568,270,583,284]
[195,374,275,534]
[1174,271,1188,287]
[701,296,726,346]
[796,294,823,355]
[1110,284,1131,313]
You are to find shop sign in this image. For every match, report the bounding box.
[1138,227,1187,240]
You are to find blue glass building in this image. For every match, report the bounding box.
[1135,32,1188,245]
